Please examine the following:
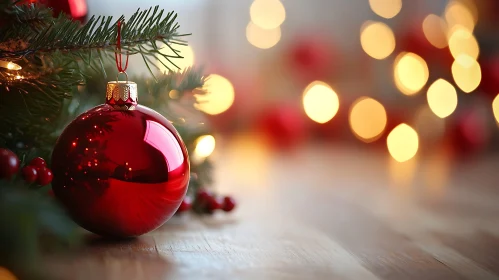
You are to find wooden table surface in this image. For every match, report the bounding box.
[45,134,499,280]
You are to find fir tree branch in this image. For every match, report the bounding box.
[0,5,188,75]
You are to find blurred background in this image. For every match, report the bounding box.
[66,0,499,169]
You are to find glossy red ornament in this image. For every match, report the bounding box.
[0,149,19,180]
[51,95,190,237]
[222,196,236,212]
[36,167,53,186]
[29,157,46,170]
[21,166,38,183]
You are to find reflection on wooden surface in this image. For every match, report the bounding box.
[45,134,499,280]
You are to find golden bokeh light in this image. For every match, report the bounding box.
[444,0,476,32]
[387,124,419,163]
[302,81,339,124]
[195,74,235,115]
[448,27,479,60]
[368,0,402,19]
[427,79,458,118]
[157,44,194,73]
[194,135,216,158]
[422,14,448,49]
[250,0,286,30]
[493,94,499,123]
[246,22,281,49]
[452,54,481,93]
[394,52,429,96]
[360,21,396,60]
[349,97,387,142]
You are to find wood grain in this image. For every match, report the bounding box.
[43,135,499,279]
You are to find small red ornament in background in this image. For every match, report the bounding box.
[256,105,308,149]
[0,148,20,180]
[21,166,38,183]
[221,196,236,212]
[21,0,88,22]
[287,37,337,82]
[47,0,87,22]
[447,109,490,156]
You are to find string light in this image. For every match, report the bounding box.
[0,267,17,280]
[0,60,21,70]
[157,44,194,73]
[368,0,402,19]
[452,54,481,93]
[394,52,429,96]
[302,81,339,124]
[195,74,235,115]
[427,79,458,118]
[250,0,286,30]
[349,97,387,142]
[387,124,419,162]
[422,14,448,49]
[194,135,216,158]
[246,22,281,49]
[360,21,396,60]
[448,27,479,60]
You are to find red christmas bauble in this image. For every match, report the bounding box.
[0,149,19,180]
[51,81,190,237]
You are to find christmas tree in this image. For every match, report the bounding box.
[0,1,215,278]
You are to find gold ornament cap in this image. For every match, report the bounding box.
[106,72,138,110]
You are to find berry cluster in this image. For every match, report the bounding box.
[176,189,236,215]
[0,148,53,186]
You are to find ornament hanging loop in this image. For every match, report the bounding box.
[115,20,129,73]
[116,71,129,83]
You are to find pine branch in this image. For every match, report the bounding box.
[0,5,188,75]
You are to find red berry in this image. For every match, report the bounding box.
[207,196,222,211]
[0,148,19,179]
[177,197,192,213]
[222,196,236,212]
[29,157,46,170]
[196,189,211,204]
[21,166,38,183]
[36,167,53,186]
